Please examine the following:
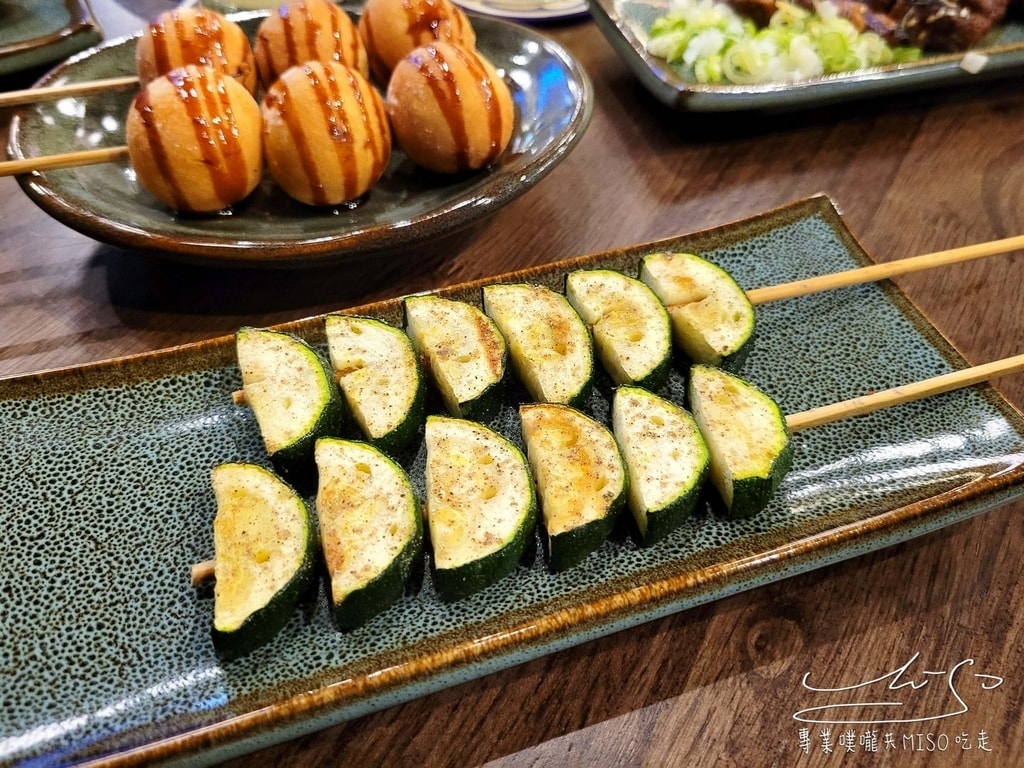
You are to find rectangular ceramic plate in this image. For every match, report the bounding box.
[589,0,1024,111]
[4,196,1024,766]
[0,0,101,76]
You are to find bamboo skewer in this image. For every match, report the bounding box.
[0,146,129,177]
[785,353,1024,432]
[192,352,1024,585]
[0,75,139,108]
[745,234,1024,305]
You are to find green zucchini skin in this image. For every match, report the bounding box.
[688,364,792,519]
[324,314,426,455]
[565,269,673,391]
[482,283,594,409]
[315,438,423,631]
[520,402,627,571]
[612,385,709,546]
[638,252,756,371]
[403,295,507,422]
[236,327,345,491]
[209,462,317,661]
[424,416,536,602]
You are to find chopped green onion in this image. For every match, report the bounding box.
[646,0,922,84]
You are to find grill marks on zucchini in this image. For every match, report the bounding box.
[210,462,317,660]
[520,403,627,571]
[404,295,507,421]
[639,252,755,369]
[424,415,536,601]
[483,283,593,408]
[688,364,792,519]
[315,438,423,630]
[325,314,425,453]
[565,269,672,390]
[612,386,709,545]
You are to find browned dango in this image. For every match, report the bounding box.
[135,8,257,93]
[254,0,370,88]
[386,42,514,175]
[126,65,264,213]
[358,0,476,82]
[261,61,392,206]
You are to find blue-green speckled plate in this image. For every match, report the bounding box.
[0,0,101,76]
[3,195,1024,766]
[589,0,1024,111]
[5,11,591,267]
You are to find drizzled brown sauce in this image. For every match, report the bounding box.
[413,45,506,172]
[134,68,250,211]
[267,63,387,206]
[271,2,362,78]
[148,10,232,79]
[361,0,470,76]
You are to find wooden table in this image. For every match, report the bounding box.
[3,1,1024,765]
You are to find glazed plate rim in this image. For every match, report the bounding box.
[4,195,1024,766]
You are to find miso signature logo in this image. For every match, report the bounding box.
[793,652,1004,725]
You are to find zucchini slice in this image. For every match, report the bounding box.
[612,386,709,545]
[403,295,507,421]
[424,415,536,601]
[324,314,425,453]
[688,364,792,519]
[482,283,593,408]
[210,462,317,659]
[236,326,344,485]
[639,252,755,369]
[315,437,423,630]
[565,269,673,390]
[520,403,627,571]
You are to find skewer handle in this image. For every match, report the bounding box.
[191,560,216,587]
[0,146,130,178]
[786,353,1024,432]
[746,235,1024,305]
[0,75,139,109]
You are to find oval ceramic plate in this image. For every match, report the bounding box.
[590,0,1024,111]
[3,196,1024,765]
[7,11,592,266]
[0,0,101,75]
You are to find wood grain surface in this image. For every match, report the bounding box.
[3,1,1024,765]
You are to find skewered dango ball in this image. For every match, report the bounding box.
[261,61,392,206]
[386,42,514,175]
[254,0,370,87]
[126,65,264,214]
[358,0,476,82]
[135,8,257,93]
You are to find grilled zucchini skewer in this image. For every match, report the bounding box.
[644,239,1024,370]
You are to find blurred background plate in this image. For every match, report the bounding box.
[6,11,592,267]
[0,0,102,75]
[589,0,1024,111]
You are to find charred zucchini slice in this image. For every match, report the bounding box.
[520,402,627,571]
[612,385,709,545]
[565,269,672,390]
[639,252,755,369]
[424,415,536,601]
[324,314,425,453]
[688,364,792,519]
[482,283,593,408]
[210,462,317,660]
[236,326,343,485]
[403,295,507,421]
[315,437,423,630]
